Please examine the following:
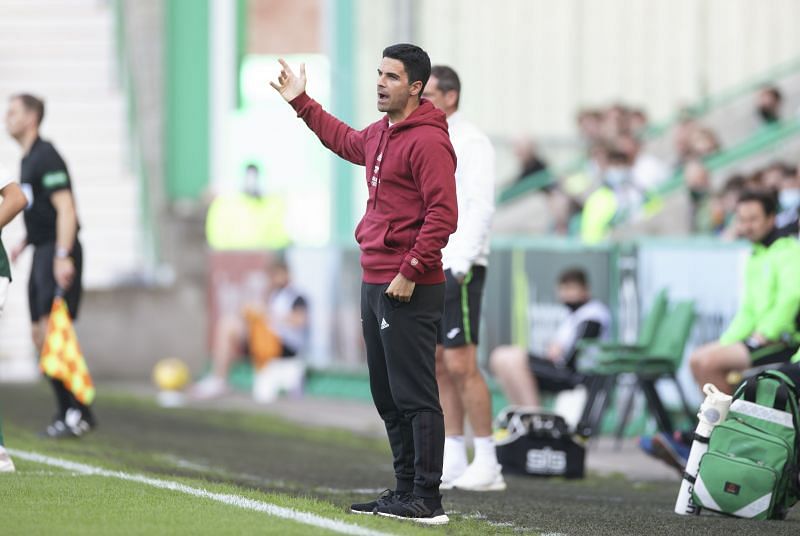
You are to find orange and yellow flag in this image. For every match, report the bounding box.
[39,297,95,406]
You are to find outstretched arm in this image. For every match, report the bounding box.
[270,59,366,166]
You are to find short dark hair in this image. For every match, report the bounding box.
[11,93,45,125]
[722,174,746,194]
[763,85,783,102]
[382,43,431,98]
[245,163,260,174]
[607,150,630,165]
[430,65,461,106]
[738,189,777,216]
[559,268,589,288]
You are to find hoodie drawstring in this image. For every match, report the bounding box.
[371,129,392,209]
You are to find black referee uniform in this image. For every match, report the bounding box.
[20,137,83,322]
[20,136,88,429]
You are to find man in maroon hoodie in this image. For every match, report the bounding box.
[271,44,457,525]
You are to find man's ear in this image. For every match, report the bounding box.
[445,90,459,109]
[410,80,423,97]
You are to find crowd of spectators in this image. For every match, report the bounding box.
[511,84,799,243]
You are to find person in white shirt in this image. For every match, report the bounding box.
[191,258,309,401]
[490,268,611,408]
[423,66,502,491]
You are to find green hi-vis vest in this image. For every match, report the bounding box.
[580,187,617,244]
[205,194,291,251]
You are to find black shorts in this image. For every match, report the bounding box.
[437,266,486,348]
[529,355,583,393]
[745,341,799,367]
[28,240,83,322]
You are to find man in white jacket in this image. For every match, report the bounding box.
[423,66,502,491]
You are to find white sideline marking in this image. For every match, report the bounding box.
[10,449,394,536]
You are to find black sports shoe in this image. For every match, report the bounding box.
[350,489,406,515]
[375,493,449,525]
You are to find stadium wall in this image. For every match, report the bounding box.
[354,0,800,140]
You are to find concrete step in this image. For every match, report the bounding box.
[36,123,126,144]
[0,63,115,87]
[37,141,126,165]
[78,214,140,229]
[0,33,116,51]
[0,0,104,9]
[77,203,139,219]
[70,168,137,183]
[0,85,120,100]
[35,113,127,131]
[0,59,115,77]
[0,0,143,294]
[0,152,132,182]
[0,41,112,61]
[0,16,111,35]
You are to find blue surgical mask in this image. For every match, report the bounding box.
[586,160,600,179]
[243,170,262,197]
[779,188,800,211]
[605,167,630,188]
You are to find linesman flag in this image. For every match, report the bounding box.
[39,296,96,405]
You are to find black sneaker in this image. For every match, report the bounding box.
[350,489,406,515]
[376,493,449,525]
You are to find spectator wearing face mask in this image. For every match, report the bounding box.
[759,162,793,193]
[776,165,800,235]
[617,133,670,192]
[756,86,782,126]
[489,268,611,409]
[580,150,643,243]
[684,159,713,234]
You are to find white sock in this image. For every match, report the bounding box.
[473,436,498,467]
[443,436,468,468]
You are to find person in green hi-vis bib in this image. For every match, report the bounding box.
[205,164,291,251]
[0,163,29,472]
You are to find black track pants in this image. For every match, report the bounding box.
[361,282,445,498]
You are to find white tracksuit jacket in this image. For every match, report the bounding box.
[441,112,495,276]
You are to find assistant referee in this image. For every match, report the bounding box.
[5,93,95,438]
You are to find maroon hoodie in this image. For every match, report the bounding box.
[290,92,458,285]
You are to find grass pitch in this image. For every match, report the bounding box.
[1,383,798,535]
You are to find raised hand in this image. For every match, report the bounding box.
[269,59,306,102]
